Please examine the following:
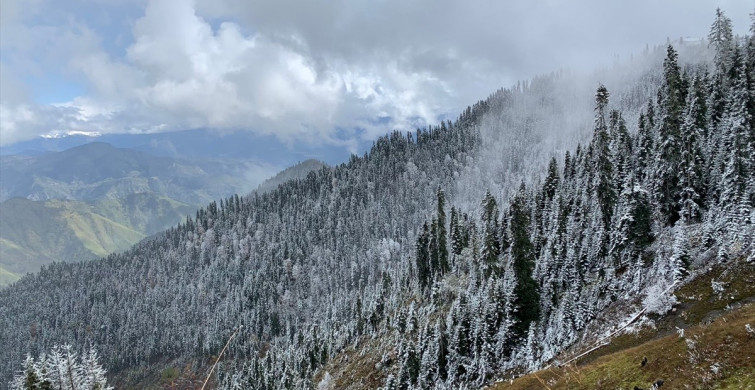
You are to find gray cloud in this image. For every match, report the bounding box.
[1,0,752,147]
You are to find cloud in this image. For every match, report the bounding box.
[1,0,753,147]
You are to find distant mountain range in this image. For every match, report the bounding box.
[0,142,260,205]
[0,195,195,284]
[0,128,356,166]
[0,142,326,286]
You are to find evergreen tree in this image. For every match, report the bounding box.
[635,110,653,182]
[720,53,754,234]
[543,157,560,201]
[709,8,734,75]
[609,110,633,189]
[671,225,690,282]
[416,223,431,289]
[481,191,501,276]
[450,207,464,256]
[592,84,615,229]
[654,45,686,225]
[509,183,540,338]
[678,75,708,223]
[437,189,450,275]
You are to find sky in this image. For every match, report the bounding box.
[0,0,752,151]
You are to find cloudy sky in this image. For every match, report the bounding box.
[0,0,751,150]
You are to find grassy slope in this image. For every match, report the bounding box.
[0,195,195,286]
[489,259,755,390]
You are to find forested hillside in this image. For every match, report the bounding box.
[1,10,753,390]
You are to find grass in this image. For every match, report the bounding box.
[489,259,755,390]
[314,335,391,390]
[0,194,195,282]
[489,302,755,389]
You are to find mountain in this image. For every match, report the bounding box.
[0,195,196,284]
[2,12,754,390]
[0,142,270,286]
[0,128,356,166]
[0,142,260,205]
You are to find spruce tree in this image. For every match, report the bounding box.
[720,53,754,233]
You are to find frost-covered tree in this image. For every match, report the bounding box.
[10,345,111,390]
[509,184,540,338]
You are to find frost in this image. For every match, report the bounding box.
[317,372,334,390]
[711,280,726,295]
[642,283,678,315]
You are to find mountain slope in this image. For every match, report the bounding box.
[0,195,196,283]
[0,142,257,205]
[493,257,755,389]
[0,142,267,285]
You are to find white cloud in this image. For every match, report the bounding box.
[1,0,752,147]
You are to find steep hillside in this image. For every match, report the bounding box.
[491,257,755,389]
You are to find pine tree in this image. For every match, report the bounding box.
[609,110,633,187]
[430,219,440,275]
[635,110,654,182]
[671,225,690,282]
[450,207,464,256]
[543,157,560,201]
[720,52,754,235]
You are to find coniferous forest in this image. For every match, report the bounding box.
[1,9,754,390]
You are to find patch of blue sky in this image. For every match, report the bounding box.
[27,74,86,105]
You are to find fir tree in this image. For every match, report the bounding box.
[720,53,754,234]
